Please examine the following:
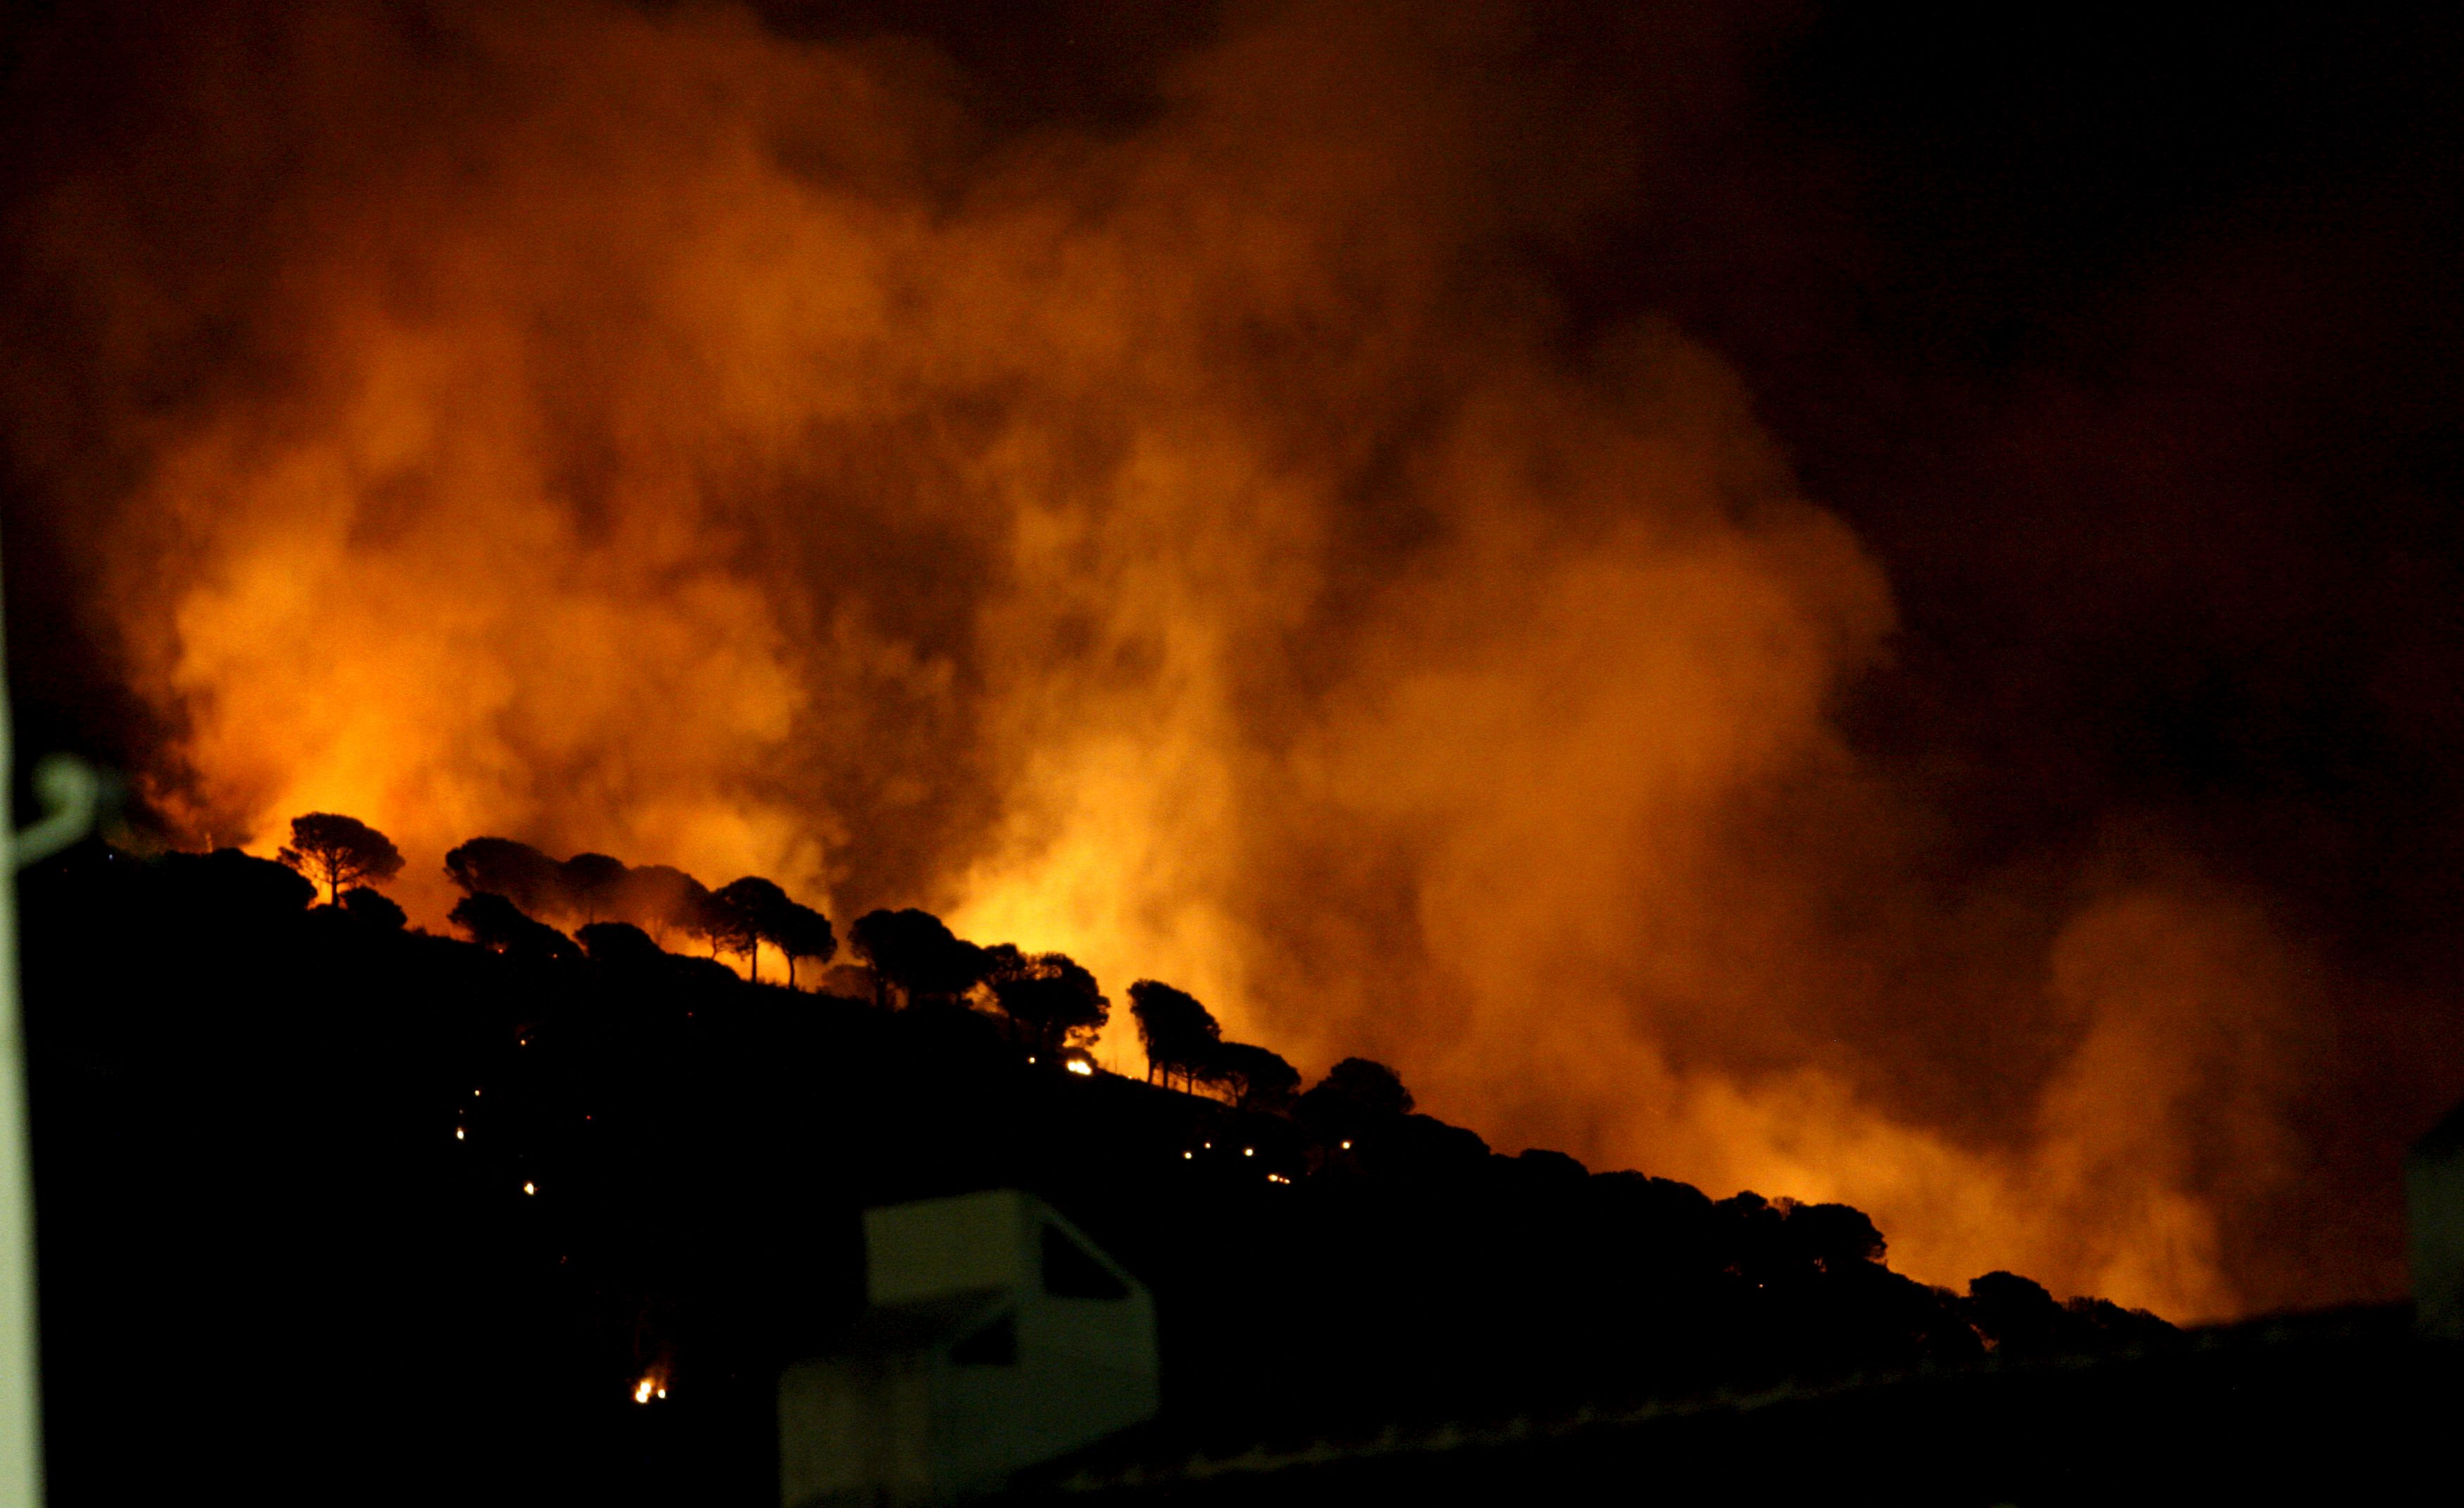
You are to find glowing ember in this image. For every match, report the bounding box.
[522,1182,537,1196]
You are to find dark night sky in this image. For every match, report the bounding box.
[4,1,2463,1312]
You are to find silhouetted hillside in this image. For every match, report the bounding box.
[21,843,2172,1504]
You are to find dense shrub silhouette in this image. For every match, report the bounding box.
[450,891,582,963]
[1296,1056,1413,1146]
[162,846,316,919]
[577,920,666,970]
[338,886,408,930]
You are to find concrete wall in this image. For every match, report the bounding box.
[2408,1140,2464,1340]
[779,1350,935,1508]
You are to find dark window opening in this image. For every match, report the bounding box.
[1041,1225,1130,1300]
[950,1312,1016,1367]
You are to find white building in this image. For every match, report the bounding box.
[778,1189,1161,1507]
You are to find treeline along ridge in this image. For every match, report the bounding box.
[20,813,2176,1504]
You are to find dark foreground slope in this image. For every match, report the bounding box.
[24,845,2174,1504]
[1015,1306,2459,1506]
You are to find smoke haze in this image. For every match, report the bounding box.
[8,0,2460,1322]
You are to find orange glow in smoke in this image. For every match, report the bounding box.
[48,0,2317,1321]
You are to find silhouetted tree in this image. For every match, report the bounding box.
[715,875,819,980]
[444,838,565,916]
[1203,1040,1302,1113]
[771,900,835,989]
[338,886,406,930]
[448,891,580,964]
[849,909,987,1009]
[1127,979,1221,1090]
[706,876,837,985]
[988,949,1108,1059]
[277,813,404,905]
[610,864,712,945]
[688,886,759,969]
[2060,1293,2176,1348]
[560,852,629,923]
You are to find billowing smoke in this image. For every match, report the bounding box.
[2,0,2313,1319]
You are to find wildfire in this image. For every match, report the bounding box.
[632,1374,667,1405]
[30,0,2313,1320]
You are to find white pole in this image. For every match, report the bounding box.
[0,544,41,1507]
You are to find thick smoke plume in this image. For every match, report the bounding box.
[4,0,2312,1318]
